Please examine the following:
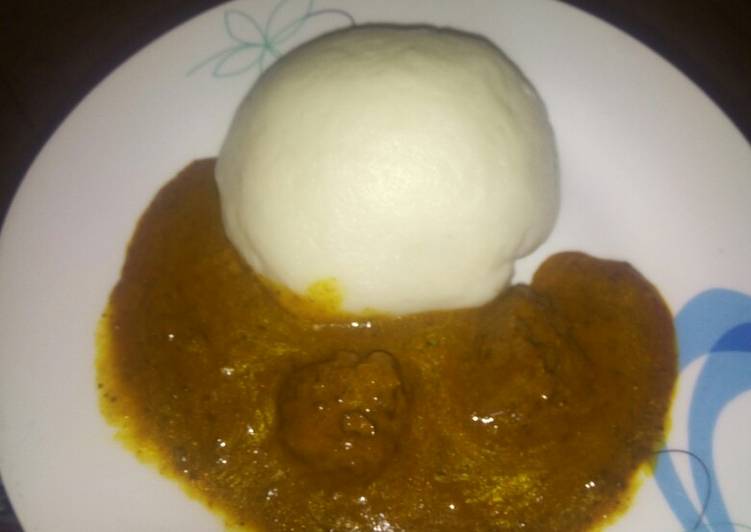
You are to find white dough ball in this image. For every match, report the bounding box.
[216,26,559,315]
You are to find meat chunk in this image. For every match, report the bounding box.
[277,350,409,482]
[458,285,594,444]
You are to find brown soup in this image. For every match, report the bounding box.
[97,159,676,531]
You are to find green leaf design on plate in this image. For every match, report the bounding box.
[188,0,355,78]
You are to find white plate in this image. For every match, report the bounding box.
[1,1,750,531]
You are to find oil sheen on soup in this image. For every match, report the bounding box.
[97,160,677,531]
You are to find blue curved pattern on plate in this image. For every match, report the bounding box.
[188,0,354,78]
[656,289,751,531]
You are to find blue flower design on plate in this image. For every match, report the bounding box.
[188,0,355,78]
[656,289,751,531]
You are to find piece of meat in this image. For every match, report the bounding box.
[457,285,594,445]
[277,350,409,483]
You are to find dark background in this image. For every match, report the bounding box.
[0,0,749,530]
